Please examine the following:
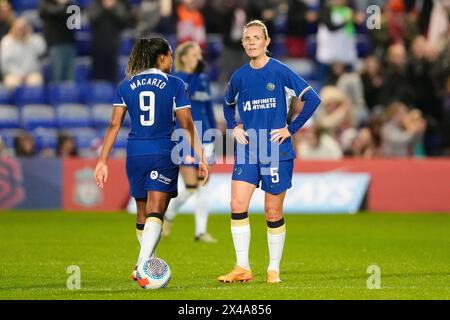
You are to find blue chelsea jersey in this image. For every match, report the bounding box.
[225,58,312,161]
[113,68,191,156]
[172,71,216,142]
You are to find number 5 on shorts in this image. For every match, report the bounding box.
[270,167,279,183]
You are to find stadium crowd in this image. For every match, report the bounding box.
[0,0,449,158]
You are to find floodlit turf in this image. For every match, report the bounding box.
[0,211,448,300]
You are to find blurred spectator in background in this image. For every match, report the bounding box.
[345,127,378,158]
[381,43,414,106]
[88,0,129,83]
[316,0,362,81]
[408,35,441,120]
[327,62,369,124]
[56,132,78,157]
[384,0,419,46]
[0,0,15,41]
[218,0,248,90]
[297,124,343,160]
[176,0,206,48]
[361,55,384,111]
[285,0,316,58]
[39,0,76,82]
[14,131,36,157]
[0,18,46,90]
[0,136,8,157]
[427,0,450,50]
[315,85,355,141]
[136,0,162,37]
[381,101,426,157]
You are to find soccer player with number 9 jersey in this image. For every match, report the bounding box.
[94,38,209,287]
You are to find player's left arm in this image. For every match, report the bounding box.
[271,70,321,144]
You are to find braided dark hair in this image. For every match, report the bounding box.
[126,38,170,79]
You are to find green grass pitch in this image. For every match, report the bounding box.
[0,211,448,300]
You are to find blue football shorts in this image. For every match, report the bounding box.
[231,159,294,195]
[126,154,179,199]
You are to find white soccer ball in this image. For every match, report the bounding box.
[136,258,171,289]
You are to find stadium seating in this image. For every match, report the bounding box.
[82,81,115,105]
[120,32,135,56]
[75,31,92,57]
[0,86,11,104]
[56,104,91,128]
[14,85,47,107]
[0,128,20,151]
[21,104,56,130]
[0,105,20,129]
[10,0,38,14]
[48,82,81,105]
[75,58,92,83]
[66,127,98,157]
[92,104,113,128]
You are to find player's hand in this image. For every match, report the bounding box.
[198,160,210,186]
[270,126,291,144]
[94,161,108,189]
[233,124,248,145]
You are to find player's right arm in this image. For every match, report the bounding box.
[223,76,248,145]
[94,83,128,188]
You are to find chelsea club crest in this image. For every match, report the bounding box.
[266,82,275,91]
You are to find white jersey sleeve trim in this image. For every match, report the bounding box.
[175,104,191,110]
[298,85,312,100]
[225,92,239,105]
[113,97,127,107]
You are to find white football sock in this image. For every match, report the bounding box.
[231,213,251,270]
[267,219,286,273]
[195,184,210,236]
[137,214,163,267]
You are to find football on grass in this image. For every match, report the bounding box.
[136,258,171,289]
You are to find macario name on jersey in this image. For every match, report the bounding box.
[130,77,167,90]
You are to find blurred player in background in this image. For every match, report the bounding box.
[220,20,321,283]
[93,37,209,287]
[163,41,218,243]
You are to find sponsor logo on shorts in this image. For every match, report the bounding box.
[235,167,243,176]
[157,173,172,185]
[150,171,158,180]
